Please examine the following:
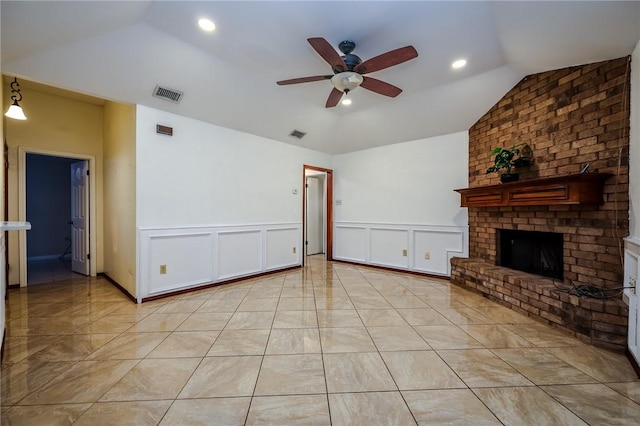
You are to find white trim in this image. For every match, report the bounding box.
[18,147,98,286]
[333,221,469,277]
[137,222,301,232]
[625,236,640,250]
[138,223,302,299]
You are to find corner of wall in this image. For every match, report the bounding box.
[629,39,640,239]
[103,101,137,298]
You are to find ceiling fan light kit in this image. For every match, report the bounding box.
[331,72,363,93]
[276,37,418,108]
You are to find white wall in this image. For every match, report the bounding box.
[332,131,469,275]
[625,39,640,309]
[333,131,469,225]
[1,20,5,350]
[136,105,332,299]
[136,105,331,226]
[629,39,640,240]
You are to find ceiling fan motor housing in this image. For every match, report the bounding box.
[335,40,361,73]
[338,40,356,54]
[341,54,362,72]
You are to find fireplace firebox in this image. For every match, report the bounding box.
[497,229,563,279]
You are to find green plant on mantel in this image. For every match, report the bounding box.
[486,143,531,176]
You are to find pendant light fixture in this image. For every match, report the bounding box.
[5,77,27,120]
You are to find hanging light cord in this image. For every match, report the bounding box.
[9,78,23,103]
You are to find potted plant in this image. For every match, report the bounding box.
[486,144,531,183]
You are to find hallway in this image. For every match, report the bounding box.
[2,257,639,425]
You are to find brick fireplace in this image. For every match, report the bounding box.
[451,57,631,350]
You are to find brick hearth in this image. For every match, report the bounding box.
[451,57,631,350]
[451,258,629,350]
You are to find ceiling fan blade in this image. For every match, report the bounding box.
[325,87,343,108]
[361,76,403,97]
[277,75,332,85]
[308,37,347,72]
[354,46,418,74]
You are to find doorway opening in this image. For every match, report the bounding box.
[18,147,97,286]
[302,165,333,264]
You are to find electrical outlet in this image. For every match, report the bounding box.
[402,249,408,257]
[292,247,296,254]
[160,265,167,274]
[424,251,431,260]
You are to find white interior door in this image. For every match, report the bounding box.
[71,161,89,275]
[306,176,323,256]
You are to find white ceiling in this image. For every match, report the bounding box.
[2,1,640,154]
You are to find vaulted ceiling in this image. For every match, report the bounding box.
[2,1,640,154]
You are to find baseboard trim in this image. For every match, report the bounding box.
[141,266,301,303]
[7,283,19,289]
[626,349,640,379]
[98,273,137,304]
[333,259,450,282]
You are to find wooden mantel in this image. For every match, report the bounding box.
[455,173,612,207]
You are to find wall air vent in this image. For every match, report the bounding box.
[290,130,306,139]
[153,85,183,103]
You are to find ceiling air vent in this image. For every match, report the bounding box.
[290,130,306,139]
[153,85,183,103]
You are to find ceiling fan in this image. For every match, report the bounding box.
[277,38,418,108]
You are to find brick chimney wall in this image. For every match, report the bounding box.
[467,57,631,290]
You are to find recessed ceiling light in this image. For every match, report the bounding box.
[452,59,467,69]
[198,18,216,32]
[341,98,352,106]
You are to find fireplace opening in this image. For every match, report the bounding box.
[497,229,563,279]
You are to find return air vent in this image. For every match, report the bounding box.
[153,85,183,103]
[289,129,306,139]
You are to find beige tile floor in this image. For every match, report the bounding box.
[2,256,640,425]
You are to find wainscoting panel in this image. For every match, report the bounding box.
[333,225,367,263]
[143,231,215,297]
[413,229,465,276]
[217,229,263,281]
[265,227,300,271]
[333,222,468,277]
[1,235,5,350]
[370,227,410,269]
[138,223,302,299]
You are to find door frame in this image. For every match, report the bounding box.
[305,174,324,256]
[302,165,333,264]
[18,147,97,286]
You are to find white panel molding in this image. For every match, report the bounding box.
[334,221,468,277]
[1,236,5,352]
[334,224,368,263]
[369,227,410,269]
[625,236,640,251]
[412,228,467,276]
[140,230,215,298]
[265,226,301,271]
[138,222,302,299]
[217,228,263,281]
